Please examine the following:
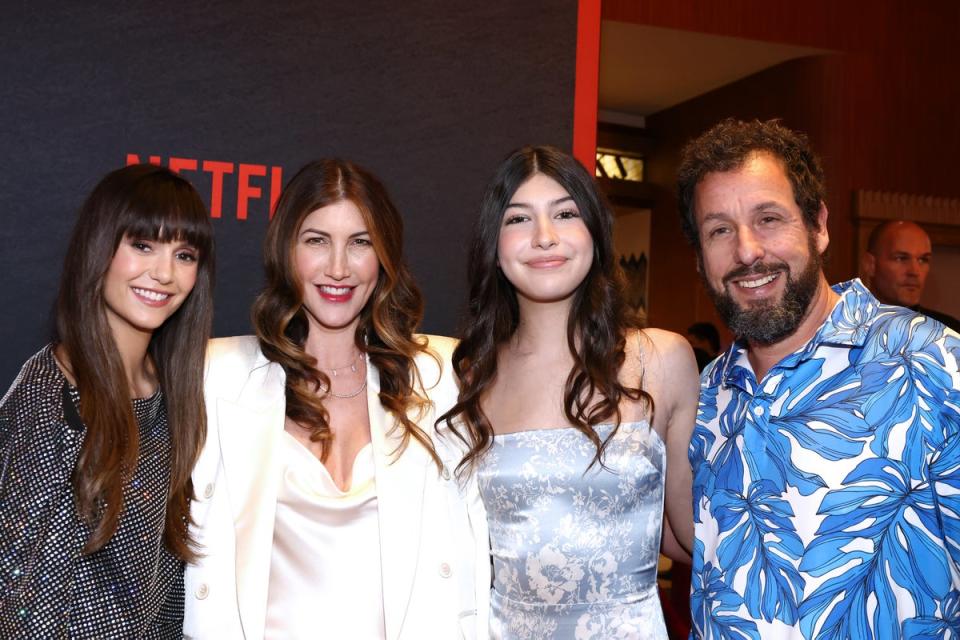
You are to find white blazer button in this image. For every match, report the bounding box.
[196,583,209,599]
[441,467,451,481]
[439,562,452,578]
[203,483,215,499]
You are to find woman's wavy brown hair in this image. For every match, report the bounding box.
[56,164,214,559]
[252,159,440,467]
[439,145,653,474]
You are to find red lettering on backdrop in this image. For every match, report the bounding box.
[202,160,235,219]
[270,166,283,218]
[168,157,198,174]
[125,154,282,221]
[237,163,266,221]
[126,154,162,166]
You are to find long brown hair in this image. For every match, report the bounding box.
[55,164,214,559]
[440,145,653,473]
[252,159,440,467]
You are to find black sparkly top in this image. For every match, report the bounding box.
[0,345,184,638]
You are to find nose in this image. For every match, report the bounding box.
[325,245,350,280]
[150,252,174,283]
[533,217,559,249]
[734,226,764,266]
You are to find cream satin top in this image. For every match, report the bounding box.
[263,432,386,639]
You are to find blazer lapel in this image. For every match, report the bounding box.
[216,360,286,640]
[368,360,432,640]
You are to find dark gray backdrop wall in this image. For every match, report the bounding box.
[0,1,578,384]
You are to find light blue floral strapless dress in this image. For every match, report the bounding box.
[478,422,668,639]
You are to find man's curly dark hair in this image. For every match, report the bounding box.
[676,118,826,248]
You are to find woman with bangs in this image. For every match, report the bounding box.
[0,164,215,637]
[440,145,699,638]
[183,159,486,639]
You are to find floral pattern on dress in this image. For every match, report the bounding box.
[479,421,668,639]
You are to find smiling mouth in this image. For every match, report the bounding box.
[320,285,352,295]
[317,284,355,301]
[132,287,171,304]
[527,256,568,268]
[736,273,780,289]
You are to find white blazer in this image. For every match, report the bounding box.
[183,335,490,640]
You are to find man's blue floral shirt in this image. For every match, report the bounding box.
[691,279,960,639]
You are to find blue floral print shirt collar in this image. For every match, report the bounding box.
[709,279,875,394]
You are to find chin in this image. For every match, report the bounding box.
[316,316,363,332]
[525,290,578,304]
[131,320,166,333]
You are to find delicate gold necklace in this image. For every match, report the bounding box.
[319,351,362,378]
[324,357,367,399]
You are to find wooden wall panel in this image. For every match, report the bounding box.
[603,0,960,337]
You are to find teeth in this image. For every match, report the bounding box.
[133,287,170,301]
[320,285,351,295]
[738,274,778,289]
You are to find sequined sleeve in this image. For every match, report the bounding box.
[0,346,86,637]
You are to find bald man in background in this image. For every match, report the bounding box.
[862,220,960,332]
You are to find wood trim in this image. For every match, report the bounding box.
[854,190,960,226]
[854,189,960,262]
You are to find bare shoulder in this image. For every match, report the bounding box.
[624,327,696,379]
[624,328,699,441]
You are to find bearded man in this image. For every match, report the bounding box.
[677,118,960,640]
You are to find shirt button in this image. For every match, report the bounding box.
[196,583,209,599]
[203,483,215,499]
[441,467,451,481]
[753,406,764,417]
[439,562,452,578]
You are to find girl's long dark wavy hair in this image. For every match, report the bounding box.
[440,145,653,473]
[252,159,440,467]
[56,164,214,559]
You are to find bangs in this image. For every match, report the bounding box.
[117,178,214,258]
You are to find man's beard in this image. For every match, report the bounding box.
[705,239,822,346]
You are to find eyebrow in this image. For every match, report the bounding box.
[751,201,786,212]
[299,228,371,238]
[699,212,728,224]
[139,236,197,249]
[700,201,788,222]
[505,196,576,210]
[891,250,932,257]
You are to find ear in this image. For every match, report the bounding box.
[814,201,830,255]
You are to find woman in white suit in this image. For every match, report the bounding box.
[183,159,488,639]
